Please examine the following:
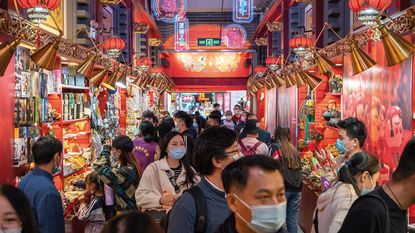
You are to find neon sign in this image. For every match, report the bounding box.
[153,0,187,23]
[174,16,190,51]
[222,24,247,49]
[233,0,253,23]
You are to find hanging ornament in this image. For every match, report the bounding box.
[349,0,392,25]
[222,24,247,49]
[136,57,152,72]
[266,56,281,71]
[254,65,267,78]
[17,0,60,24]
[289,35,313,57]
[174,16,190,51]
[102,37,126,58]
[153,0,187,23]
[232,0,254,23]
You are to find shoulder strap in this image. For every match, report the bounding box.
[313,209,319,233]
[251,141,263,151]
[360,194,390,233]
[238,139,248,152]
[188,186,207,233]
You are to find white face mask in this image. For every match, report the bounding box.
[0,228,22,233]
[226,116,232,121]
[361,174,375,196]
[234,194,286,233]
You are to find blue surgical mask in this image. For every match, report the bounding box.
[234,194,286,233]
[361,174,375,196]
[336,138,346,154]
[170,147,187,160]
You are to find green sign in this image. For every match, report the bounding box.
[198,38,221,46]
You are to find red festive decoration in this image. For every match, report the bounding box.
[136,57,152,67]
[17,0,60,10]
[289,35,313,56]
[149,66,163,73]
[265,56,281,66]
[254,65,267,76]
[102,37,126,58]
[349,0,391,25]
[348,0,391,12]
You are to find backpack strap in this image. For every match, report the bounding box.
[251,141,263,152]
[188,186,207,233]
[313,208,319,233]
[238,139,248,152]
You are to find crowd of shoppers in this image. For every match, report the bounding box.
[11,106,415,233]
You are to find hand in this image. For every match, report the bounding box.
[314,149,326,162]
[160,192,177,206]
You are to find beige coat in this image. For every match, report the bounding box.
[311,182,358,233]
[135,157,200,210]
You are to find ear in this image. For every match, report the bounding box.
[211,156,223,169]
[360,171,369,183]
[226,194,238,212]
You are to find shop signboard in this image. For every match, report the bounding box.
[182,95,194,103]
[232,0,253,23]
[153,0,187,23]
[222,24,247,49]
[224,92,231,111]
[197,38,221,46]
[174,16,190,51]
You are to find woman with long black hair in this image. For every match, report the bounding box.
[269,126,303,233]
[0,184,36,233]
[133,121,160,171]
[311,151,380,233]
[135,131,199,212]
[96,135,142,213]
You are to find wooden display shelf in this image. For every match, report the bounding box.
[61,85,89,91]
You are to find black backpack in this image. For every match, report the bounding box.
[161,186,207,233]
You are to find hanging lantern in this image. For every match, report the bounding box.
[265,56,281,70]
[254,65,267,78]
[136,57,152,72]
[102,37,126,58]
[289,35,313,57]
[17,0,60,24]
[149,66,163,75]
[349,0,392,25]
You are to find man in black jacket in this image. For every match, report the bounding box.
[216,155,288,233]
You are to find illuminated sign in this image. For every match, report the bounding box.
[182,95,194,102]
[197,38,221,46]
[222,24,247,49]
[153,0,187,23]
[174,16,190,51]
[233,0,253,23]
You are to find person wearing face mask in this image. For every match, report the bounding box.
[232,105,242,124]
[311,151,380,233]
[173,111,196,162]
[235,111,249,134]
[168,127,239,233]
[316,117,367,166]
[223,110,236,130]
[216,155,288,233]
[95,135,142,213]
[0,184,36,233]
[135,131,199,215]
[19,136,65,233]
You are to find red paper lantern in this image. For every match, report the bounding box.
[349,0,391,25]
[149,66,163,74]
[348,0,391,12]
[289,35,313,56]
[137,57,152,67]
[102,37,126,58]
[265,56,281,69]
[18,0,60,24]
[254,65,267,76]
[17,0,60,10]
